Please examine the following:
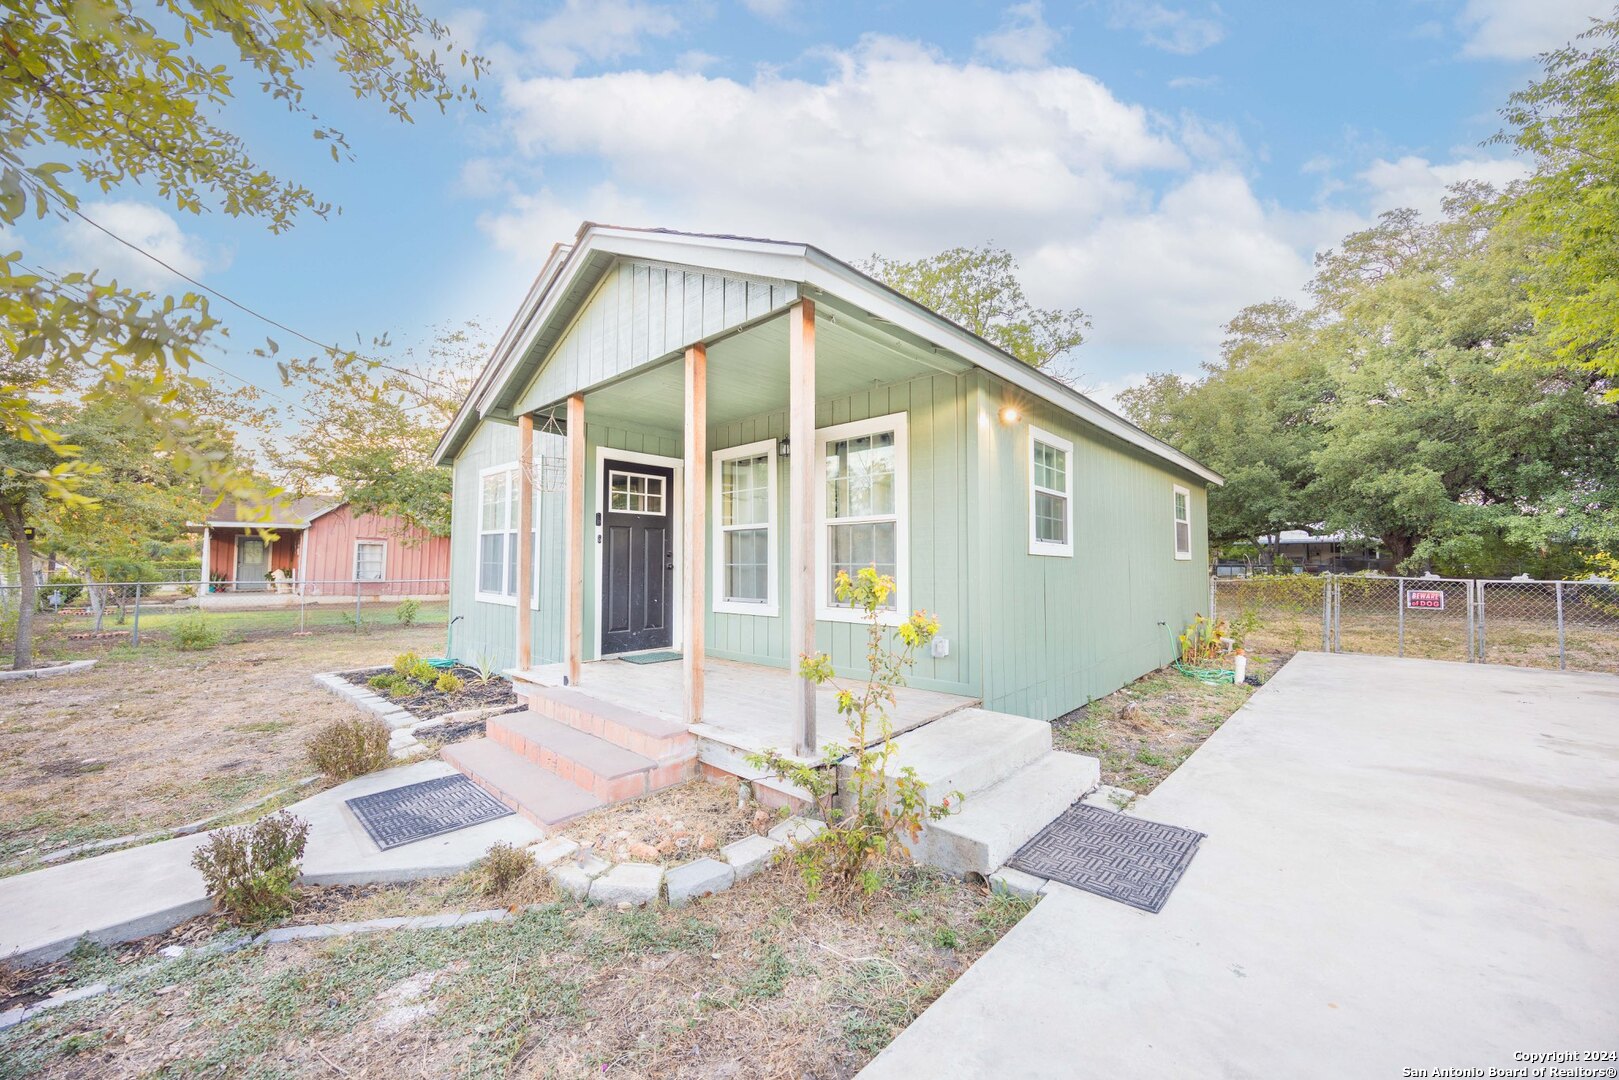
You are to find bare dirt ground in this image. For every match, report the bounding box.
[0,854,1030,1079]
[0,625,444,872]
[1052,660,1270,795]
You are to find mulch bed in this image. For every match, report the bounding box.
[338,665,517,721]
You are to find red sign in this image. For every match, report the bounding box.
[1406,589,1445,611]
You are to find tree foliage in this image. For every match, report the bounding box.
[0,0,481,503]
[860,245,1088,375]
[1122,192,1619,576]
[1494,10,1619,385]
[268,324,487,537]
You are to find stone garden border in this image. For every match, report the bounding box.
[0,659,96,682]
[311,670,521,760]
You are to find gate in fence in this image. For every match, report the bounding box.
[1211,575,1619,675]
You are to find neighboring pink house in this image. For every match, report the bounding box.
[192,496,450,597]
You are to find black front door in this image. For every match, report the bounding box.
[601,461,674,654]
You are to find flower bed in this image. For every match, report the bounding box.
[336,664,516,722]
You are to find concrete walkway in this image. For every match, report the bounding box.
[862,653,1619,1079]
[0,761,540,965]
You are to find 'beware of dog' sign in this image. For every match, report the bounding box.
[1406,589,1445,611]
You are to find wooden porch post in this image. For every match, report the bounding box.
[683,343,707,726]
[565,394,585,685]
[515,412,534,670]
[788,299,817,755]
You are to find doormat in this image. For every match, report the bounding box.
[619,650,682,665]
[1007,803,1205,913]
[345,775,513,851]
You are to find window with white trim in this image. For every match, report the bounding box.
[354,540,386,581]
[608,470,665,515]
[1173,484,1192,560]
[1029,426,1073,557]
[816,413,908,622]
[713,440,778,615]
[476,464,539,603]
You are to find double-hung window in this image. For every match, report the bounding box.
[712,439,777,615]
[1173,484,1192,560]
[354,540,386,582]
[477,463,539,604]
[816,413,908,623]
[1029,427,1073,557]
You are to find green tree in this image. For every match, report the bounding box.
[1494,10,1619,385]
[0,0,482,550]
[860,245,1089,374]
[269,323,488,537]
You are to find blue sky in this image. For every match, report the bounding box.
[34,0,1604,423]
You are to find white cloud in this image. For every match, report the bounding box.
[522,0,684,76]
[1458,0,1597,60]
[740,0,793,20]
[1167,74,1219,89]
[1108,2,1225,55]
[58,200,225,291]
[1358,154,1530,219]
[477,182,651,255]
[975,2,1062,69]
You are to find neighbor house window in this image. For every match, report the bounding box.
[1173,484,1192,560]
[713,439,778,616]
[354,540,386,582]
[477,463,539,604]
[1029,426,1073,557]
[815,413,908,623]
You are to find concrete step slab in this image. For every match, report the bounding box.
[441,738,603,828]
[837,708,1051,815]
[918,751,1100,878]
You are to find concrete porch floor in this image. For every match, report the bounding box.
[541,656,978,760]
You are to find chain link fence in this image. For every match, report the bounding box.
[0,578,450,653]
[1212,575,1619,674]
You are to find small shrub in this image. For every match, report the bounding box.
[190,811,310,924]
[472,653,497,685]
[407,659,438,683]
[434,671,464,694]
[392,651,421,676]
[476,841,534,895]
[395,598,421,627]
[305,715,393,780]
[367,672,409,695]
[932,925,959,949]
[173,612,219,651]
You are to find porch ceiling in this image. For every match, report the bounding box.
[580,309,971,432]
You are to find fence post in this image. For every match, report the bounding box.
[1555,581,1566,671]
[1321,574,1331,652]
[1476,581,1487,662]
[1397,577,1405,658]
[131,583,142,647]
[299,587,307,634]
[1209,577,1216,620]
[1465,581,1475,663]
[355,587,362,634]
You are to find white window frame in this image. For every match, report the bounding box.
[606,469,667,516]
[712,438,779,617]
[353,539,388,582]
[814,412,908,626]
[1028,425,1074,558]
[1173,483,1193,560]
[475,461,541,608]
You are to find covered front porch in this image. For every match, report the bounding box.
[523,655,978,764]
[506,292,979,758]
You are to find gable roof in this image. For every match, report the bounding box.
[197,495,342,529]
[435,223,1222,486]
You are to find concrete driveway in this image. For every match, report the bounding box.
[862,652,1619,1079]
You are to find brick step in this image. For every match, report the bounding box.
[519,684,693,761]
[489,710,695,803]
[442,738,603,830]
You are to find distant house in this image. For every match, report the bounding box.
[1241,529,1391,575]
[190,496,450,598]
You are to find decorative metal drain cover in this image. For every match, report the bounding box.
[1008,803,1205,913]
[345,775,513,851]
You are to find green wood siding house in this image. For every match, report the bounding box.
[434,224,1220,766]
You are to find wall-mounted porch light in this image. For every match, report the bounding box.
[778,438,792,457]
[999,405,1022,425]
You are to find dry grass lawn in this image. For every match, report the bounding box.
[0,625,444,872]
[0,856,1029,1079]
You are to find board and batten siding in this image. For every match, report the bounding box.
[702,372,974,697]
[299,506,450,586]
[514,259,798,416]
[969,371,1210,720]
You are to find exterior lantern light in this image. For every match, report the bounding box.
[999,405,1022,425]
